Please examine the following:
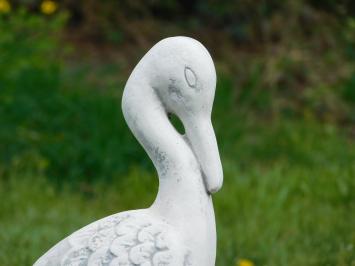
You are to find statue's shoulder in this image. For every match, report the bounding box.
[35,210,189,266]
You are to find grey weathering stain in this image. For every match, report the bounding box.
[168,78,183,100]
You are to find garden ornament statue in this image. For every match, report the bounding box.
[34,36,223,266]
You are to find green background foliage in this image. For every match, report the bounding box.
[0,1,354,265]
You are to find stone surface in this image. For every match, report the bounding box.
[34,36,223,266]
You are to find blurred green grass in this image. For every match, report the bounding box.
[0,10,354,266]
[1,134,354,265]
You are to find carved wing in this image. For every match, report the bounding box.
[60,212,186,266]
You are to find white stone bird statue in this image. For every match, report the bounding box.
[34,36,223,266]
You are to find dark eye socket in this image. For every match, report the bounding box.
[184,66,197,88]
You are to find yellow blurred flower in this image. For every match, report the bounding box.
[0,0,11,13]
[40,0,57,15]
[237,258,255,266]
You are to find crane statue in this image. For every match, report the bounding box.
[34,36,223,266]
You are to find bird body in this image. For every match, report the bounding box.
[34,36,223,266]
[35,210,189,265]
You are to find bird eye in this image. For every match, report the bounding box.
[184,66,197,88]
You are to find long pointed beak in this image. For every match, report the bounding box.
[184,115,223,194]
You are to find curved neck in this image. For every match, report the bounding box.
[122,79,212,221]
